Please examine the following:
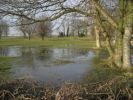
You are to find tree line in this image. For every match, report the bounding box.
[19,16,52,40]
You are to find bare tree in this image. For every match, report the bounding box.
[0,20,8,39]
[66,25,69,37]
[61,20,70,37]
[36,20,52,40]
[58,31,65,37]
[36,15,52,40]
[69,17,88,37]
[19,19,27,38]
[19,18,36,40]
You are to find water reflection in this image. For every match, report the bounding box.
[0,46,21,57]
[0,46,95,85]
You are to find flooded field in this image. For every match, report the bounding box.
[0,46,95,85]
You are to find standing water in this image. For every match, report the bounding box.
[0,46,95,85]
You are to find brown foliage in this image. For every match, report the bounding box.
[0,77,133,100]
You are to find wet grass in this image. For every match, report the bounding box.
[53,59,75,65]
[85,55,133,84]
[0,57,16,83]
[0,57,16,71]
[0,37,96,48]
[87,65,126,83]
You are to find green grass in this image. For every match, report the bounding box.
[0,57,16,83]
[0,37,96,48]
[85,55,133,83]
[0,57,16,70]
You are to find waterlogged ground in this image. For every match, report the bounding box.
[0,46,96,85]
[1,46,133,100]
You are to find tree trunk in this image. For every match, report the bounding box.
[66,26,69,37]
[95,25,101,48]
[96,13,114,57]
[114,32,123,67]
[28,35,31,40]
[85,27,88,36]
[0,33,1,39]
[114,0,125,68]
[123,26,132,68]
[23,32,27,38]
[42,36,44,40]
[78,26,80,36]
[122,0,133,68]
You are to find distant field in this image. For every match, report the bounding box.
[0,37,96,48]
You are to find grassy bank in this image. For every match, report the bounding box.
[86,54,133,83]
[0,37,96,48]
